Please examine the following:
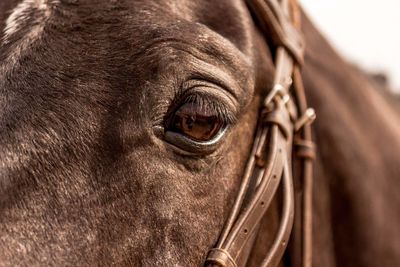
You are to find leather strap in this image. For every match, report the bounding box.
[292,68,314,267]
[205,43,297,267]
[246,0,305,64]
[204,1,315,266]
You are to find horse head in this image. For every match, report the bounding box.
[0,0,276,265]
[2,1,400,266]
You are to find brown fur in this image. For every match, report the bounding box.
[0,1,399,266]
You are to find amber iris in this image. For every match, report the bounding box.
[171,102,223,141]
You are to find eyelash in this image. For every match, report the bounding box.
[165,92,237,129]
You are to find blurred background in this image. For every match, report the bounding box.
[301,0,400,93]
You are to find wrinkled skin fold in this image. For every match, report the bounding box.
[1,1,400,266]
[0,0,273,265]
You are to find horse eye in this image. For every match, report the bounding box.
[170,102,224,142]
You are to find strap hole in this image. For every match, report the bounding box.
[261,201,265,206]
[244,229,248,234]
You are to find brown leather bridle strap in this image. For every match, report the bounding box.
[246,0,305,64]
[207,123,291,264]
[205,0,315,266]
[292,68,315,267]
[246,2,315,267]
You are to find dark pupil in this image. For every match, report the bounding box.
[172,103,222,141]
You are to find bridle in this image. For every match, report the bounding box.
[205,0,316,266]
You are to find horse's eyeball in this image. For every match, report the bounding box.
[170,102,224,142]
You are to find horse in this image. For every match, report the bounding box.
[1,0,400,266]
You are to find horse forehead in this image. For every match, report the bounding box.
[135,0,254,54]
[2,0,254,55]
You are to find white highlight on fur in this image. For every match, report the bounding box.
[1,0,59,71]
[3,0,50,42]
[5,1,41,37]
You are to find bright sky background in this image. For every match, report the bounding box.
[301,0,400,91]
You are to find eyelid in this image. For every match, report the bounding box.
[179,81,240,121]
[178,93,237,125]
[164,126,228,155]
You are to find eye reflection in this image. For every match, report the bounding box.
[170,102,224,142]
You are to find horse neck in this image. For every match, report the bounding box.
[301,12,400,267]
